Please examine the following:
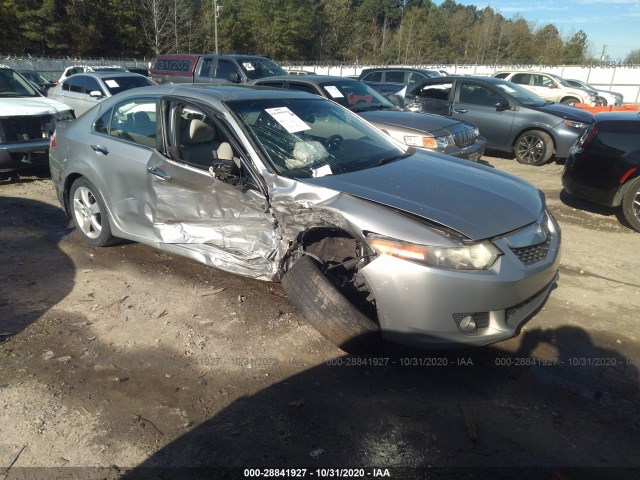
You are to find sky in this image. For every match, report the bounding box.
[441,0,640,61]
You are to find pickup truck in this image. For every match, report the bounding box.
[149,54,287,85]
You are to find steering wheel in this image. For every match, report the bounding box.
[323,134,343,152]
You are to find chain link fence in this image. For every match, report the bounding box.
[0,55,152,81]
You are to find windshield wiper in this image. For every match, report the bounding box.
[375,148,415,167]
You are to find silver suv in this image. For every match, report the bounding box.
[494,71,599,106]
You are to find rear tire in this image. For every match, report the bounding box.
[561,97,580,106]
[282,255,380,351]
[514,130,554,166]
[621,177,640,232]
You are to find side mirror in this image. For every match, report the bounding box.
[548,84,558,89]
[211,158,241,185]
[89,90,104,98]
[388,94,405,108]
[495,101,510,111]
[228,73,242,84]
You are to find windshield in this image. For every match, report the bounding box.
[493,80,547,107]
[0,69,40,97]
[103,76,155,96]
[228,97,405,179]
[239,58,287,80]
[318,80,394,112]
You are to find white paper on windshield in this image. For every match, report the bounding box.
[496,84,516,93]
[312,164,333,177]
[265,107,311,133]
[105,80,120,88]
[243,62,255,71]
[324,86,344,98]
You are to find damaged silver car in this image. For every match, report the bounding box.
[49,84,560,350]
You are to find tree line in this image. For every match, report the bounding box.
[0,0,636,64]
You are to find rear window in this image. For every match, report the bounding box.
[238,57,287,80]
[103,76,154,96]
[152,58,194,74]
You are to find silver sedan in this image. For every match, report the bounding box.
[49,84,560,350]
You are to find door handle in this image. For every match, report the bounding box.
[147,166,172,180]
[90,144,109,155]
[453,108,468,113]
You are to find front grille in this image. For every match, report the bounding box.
[0,115,50,143]
[511,237,551,265]
[452,125,476,148]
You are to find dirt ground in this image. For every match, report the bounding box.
[1,155,639,480]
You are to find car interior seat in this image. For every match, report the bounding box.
[181,118,219,167]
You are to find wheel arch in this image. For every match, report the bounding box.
[613,171,640,207]
[62,173,85,217]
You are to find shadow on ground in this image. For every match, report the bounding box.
[0,196,74,340]
[120,327,639,480]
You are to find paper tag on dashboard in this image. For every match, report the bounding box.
[312,164,332,178]
[265,107,311,133]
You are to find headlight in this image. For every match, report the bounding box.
[404,134,454,149]
[366,233,501,270]
[562,119,589,129]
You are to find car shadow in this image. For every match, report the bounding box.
[120,327,639,479]
[0,196,74,341]
[0,167,50,184]
[559,189,619,218]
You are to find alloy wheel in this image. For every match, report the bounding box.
[73,186,102,239]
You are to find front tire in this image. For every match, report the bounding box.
[70,178,115,246]
[514,130,554,166]
[282,255,380,351]
[621,177,640,232]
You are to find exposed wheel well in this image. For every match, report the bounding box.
[284,227,377,322]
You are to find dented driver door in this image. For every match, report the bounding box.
[144,96,280,278]
[145,150,279,279]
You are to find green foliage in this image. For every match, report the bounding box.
[0,0,599,64]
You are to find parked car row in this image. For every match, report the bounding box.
[252,75,486,161]
[381,75,594,166]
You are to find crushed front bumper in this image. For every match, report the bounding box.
[360,219,561,348]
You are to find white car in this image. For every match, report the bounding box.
[48,71,155,117]
[0,65,74,177]
[494,71,599,106]
[564,79,623,106]
[57,65,128,84]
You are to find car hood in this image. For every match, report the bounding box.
[533,102,593,123]
[0,97,72,116]
[302,152,543,240]
[359,110,460,132]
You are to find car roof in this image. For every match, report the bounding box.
[114,83,321,102]
[255,75,358,84]
[594,111,640,122]
[64,72,147,80]
[361,67,437,73]
[418,75,505,84]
